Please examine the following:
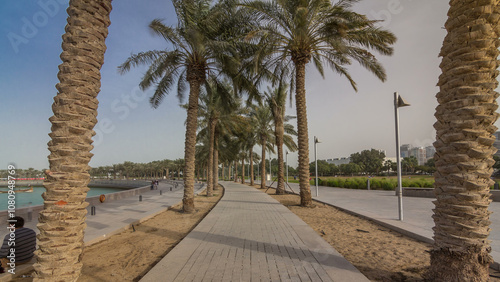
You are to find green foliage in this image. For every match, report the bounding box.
[320,177,433,190]
[350,149,386,174]
[494,156,500,169]
[402,156,418,173]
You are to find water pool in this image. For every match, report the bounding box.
[0,187,125,211]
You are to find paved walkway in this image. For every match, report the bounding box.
[141,181,368,282]
[0,180,206,246]
[262,180,500,269]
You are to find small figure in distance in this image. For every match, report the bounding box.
[0,216,36,272]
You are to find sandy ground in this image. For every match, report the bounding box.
[76,189,223,282]
[252,185,500,282]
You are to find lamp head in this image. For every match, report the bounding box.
[395,93,410,108]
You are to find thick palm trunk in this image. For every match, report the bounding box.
[250,147,254,186]
[183,71,203,213]
[294,60,312,207]
[275,116,285,195]
[428,1,500,280]
[206,118,215,197]
[34,1,112,280]
[260,139,267,189]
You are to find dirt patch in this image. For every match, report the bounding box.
[252,185,500,281]
[75,190,222,281]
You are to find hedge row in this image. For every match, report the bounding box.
[314,177,435,190]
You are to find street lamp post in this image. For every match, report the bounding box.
[394,92,410,221]
[314,136,321,197]
[286,150,289,185]
[269,150,272,187]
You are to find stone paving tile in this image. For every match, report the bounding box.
[141,181,368,282]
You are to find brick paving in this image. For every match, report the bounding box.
[141,181,368,282]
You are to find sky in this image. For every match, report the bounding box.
[0,0,491,170]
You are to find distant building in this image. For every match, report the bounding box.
[326,157,351,166]
[400,144,412,158]
[409,147,427,165]
[494,131,500,157]
[425,146,436,162]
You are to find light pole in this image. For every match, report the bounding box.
[269,149,272,186]
[394,92,410,221]
[314,136,321,197]
[286,150,289,185]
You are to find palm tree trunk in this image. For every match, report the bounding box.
[34,1,112,280]
[183,72,203,213]
[260,139,267,189]
[221,162,225,181]
[294,60,312,207]
[228,162,231,181]
[275,116,285,195]
[241,158,245,184]
[213,144,219,190]
[234,160,238,182]
[206,118,215,197]
[427,1,500,280]
[250,147,254,186]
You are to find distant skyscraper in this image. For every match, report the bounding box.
[425,146,436,162]
[410,147,427,165]
[400,144,412,158]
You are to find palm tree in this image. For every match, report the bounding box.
[265,83,297,194]
[118,0,240,213]
[34,0,112,280]
[250,104,275,189]
[197,80,237,196]
[427,1,500,280]
[243,0,396,206]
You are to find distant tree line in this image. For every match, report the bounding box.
[309,148,436,176]
[0,167,45,179]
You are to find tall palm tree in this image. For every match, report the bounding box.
[250,104,275,189]
[34,0,112,280]
[427,1,500,280]
[197,80,237,195]
[243,0,396,206]
[118,0,240,212]
[266,83,297,194]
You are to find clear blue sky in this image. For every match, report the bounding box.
[1,1,493,170]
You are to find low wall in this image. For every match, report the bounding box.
[0,180,156,224]
[403,187,500,202]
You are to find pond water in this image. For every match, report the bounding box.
[0,187,125,211]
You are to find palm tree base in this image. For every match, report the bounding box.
[426,247,492,281]
[275,189,285,195]
[183,198,196,213]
